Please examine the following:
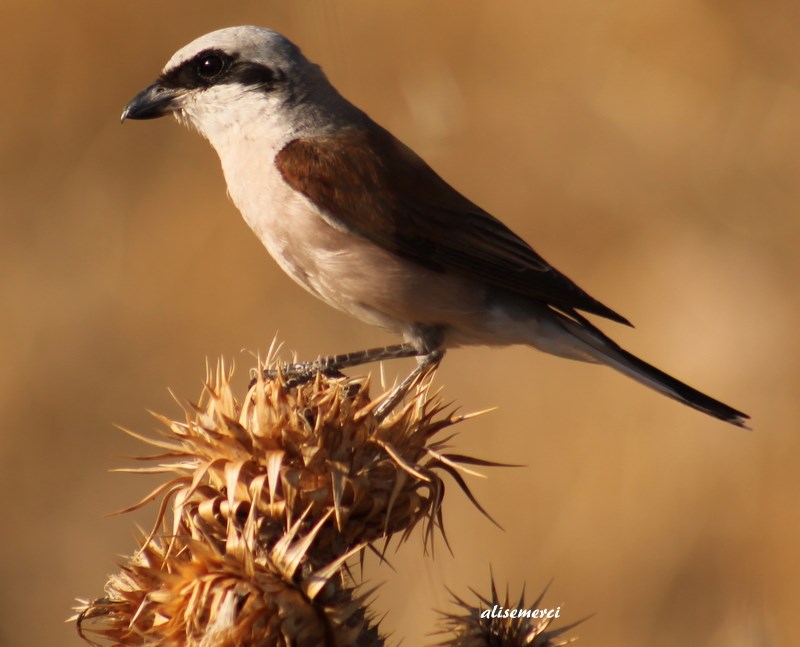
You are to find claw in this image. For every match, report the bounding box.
[248,362,349,391]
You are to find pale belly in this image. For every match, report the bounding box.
[264,193,490,335]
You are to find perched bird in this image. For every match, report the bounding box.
[121,26,748,427]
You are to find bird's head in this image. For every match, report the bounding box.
[121,26,347,146]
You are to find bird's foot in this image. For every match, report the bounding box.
[247,345,443,414]
[249,360,345,390]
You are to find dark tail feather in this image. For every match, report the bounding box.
[563,319,750,429]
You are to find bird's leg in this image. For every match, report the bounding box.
[373,349,445,421]
[260,343,423,386]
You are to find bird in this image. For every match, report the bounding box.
[121,25,748,428]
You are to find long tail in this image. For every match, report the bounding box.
[558,316,750,429]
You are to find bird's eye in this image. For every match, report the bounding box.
[196,53,225,80]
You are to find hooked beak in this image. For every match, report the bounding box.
[120,82,183,122]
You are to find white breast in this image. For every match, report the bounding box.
[185,88,320,291]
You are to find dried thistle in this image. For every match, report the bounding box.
[76,358,497,645]
[116,360,493,562]
[76,510,381,646]
[434,576,585,646]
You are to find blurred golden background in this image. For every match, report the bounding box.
[1,1,797,644]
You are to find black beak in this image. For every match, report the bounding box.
[120,82,182,122]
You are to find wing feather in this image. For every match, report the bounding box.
[275,125,631,326]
